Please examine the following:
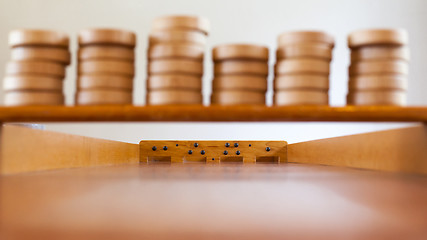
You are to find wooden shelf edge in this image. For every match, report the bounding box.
[0,105,427,122]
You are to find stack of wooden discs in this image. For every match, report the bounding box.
[211,44,268,105]
[347,29,409,106]
[4,29,70,106]
[76,28,136,105]
[146,15,209,105]
[273,31,334,106]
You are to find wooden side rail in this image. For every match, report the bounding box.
[0,124,139,174]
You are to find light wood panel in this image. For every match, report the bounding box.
[0,124,139,174]
[140,140,287,163]
[1,164,427,239]
[288,124,427,174]
[0,105,427,122]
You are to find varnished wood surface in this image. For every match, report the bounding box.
[0,105,427,122]
[1,163,427,239]
[288,124,427,175]
[1,125,139,174]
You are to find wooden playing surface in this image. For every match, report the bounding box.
[1,163,427,240]
[1,105,427,122]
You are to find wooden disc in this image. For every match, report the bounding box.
[3,75,63,91]
[11,47,71,65]
[214,61,268,77]
[9,29,69,48]
[212,76,267,92]
[77,75,133,91]
[148,43,204,60]
[276,44,332,61]
[148,59,203,76]
[275,59,330,75]
[147,74,201,91]
[212,44,269,61]
[6,61,66,78]
[211,90,265,105]
[78,60,135,76]
[274,75,329,91]
[76,89,132,105]
[348,75,407,91]
[278,31,334,48]
[78,28,136,47]
[351,46,410,62]
[347,90,406,106]
[274,90,329,106]
[349,60,408,76]
[4,91,64,106]
[147,90,202,105]
[152,15,210,35]
[78,46,135,61]
[348,29,408,48]
[149,30,207,46]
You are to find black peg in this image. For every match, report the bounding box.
[152,146,157,151]
[236,150,241,155]
[212,158,215,160]
[225,143,230,147]
[188,150,193,154]
[163,146,168,151]
[176,144,179,146]
[194,143,199,147]
[234,143,239,147]
[266,147,271,152]
[201,150,206,155]
[223,150,228,155]
[249,144,252,147]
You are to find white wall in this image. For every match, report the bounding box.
[0,0,423,143]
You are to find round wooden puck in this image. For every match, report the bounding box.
[147,74,201,91]
[276,44,332,61]
[3,76,63,91]
[349,60,408,76]
[212,44,269,61]
[11,47,71,65]
[278,31,334,48]
[4,91,64,106]
[152,15,210,35]
[76,89,132,105]
[148,43,204,60]
[78,45,135,61]
[348,29,408,48]
[347,90,406,106]
[214,61,268,77]
[147,90,202,105]
[212,76,267,92]
[77,75,133,91]
[348,75,407,91]
[6,61,66,78]
[211,90,265,105]
[9,29,69,48]
[149,30,207,46]
[78,60,135,76]
[274,90,329,106]
[275,59,330,75]
[148,59,203,76]
[78,28,136,47]
[351,46,410,62]
[274,75,329,91]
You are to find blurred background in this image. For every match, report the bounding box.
[0,0,424,143]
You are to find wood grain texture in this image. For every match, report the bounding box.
[1,164,427,239]
[140,140,287,163]
[288,124,427,174]
[0,124,139,174]
[0,105,427,122]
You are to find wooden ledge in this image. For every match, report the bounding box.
[0,105,427,122]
